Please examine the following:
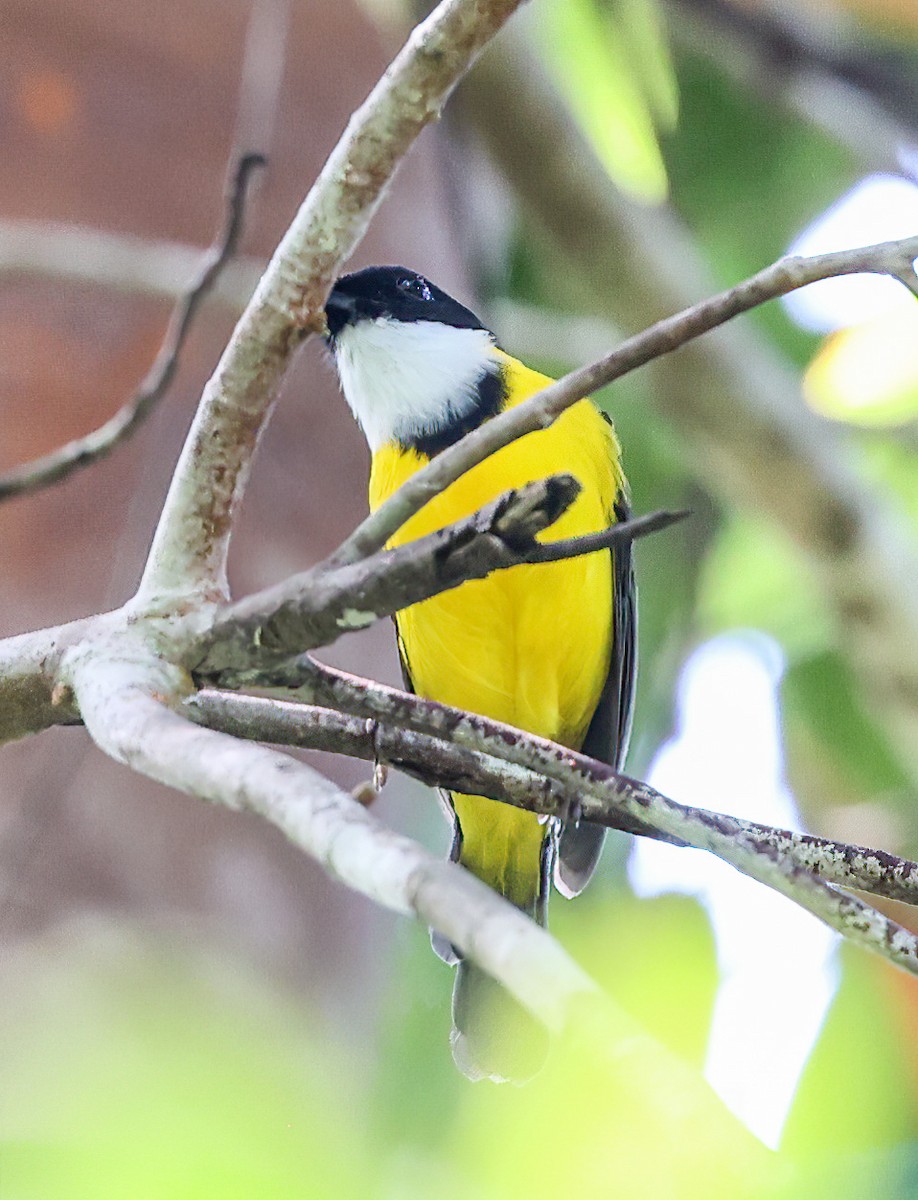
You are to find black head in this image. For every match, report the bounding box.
[324,266,490,342]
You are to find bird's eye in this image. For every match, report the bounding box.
[397,275,433,301]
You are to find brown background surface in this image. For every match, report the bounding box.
[0,0,473,1032]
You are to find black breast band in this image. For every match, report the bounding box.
[399,366,506,459]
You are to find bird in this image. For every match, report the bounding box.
[324,266,635,1083]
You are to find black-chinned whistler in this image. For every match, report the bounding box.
[325,266,635,1083]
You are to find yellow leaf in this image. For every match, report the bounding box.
[804,308,918,426]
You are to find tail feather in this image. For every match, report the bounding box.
[447,827,554,1084]
[451,961,549,1084]
[555,819,605,898]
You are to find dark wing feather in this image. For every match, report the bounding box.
[555,493,637,897]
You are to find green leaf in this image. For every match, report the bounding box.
[536,0,670,202]
[607,0,679,129]
[782,946,918,1157]
[781,650,914,840]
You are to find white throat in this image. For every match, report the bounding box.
[333,318,499,451]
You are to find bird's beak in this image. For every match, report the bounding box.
[323,289,357,341]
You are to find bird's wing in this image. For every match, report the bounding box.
[555,492,637,898]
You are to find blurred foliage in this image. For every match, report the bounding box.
[536,0,673,201]
[1,906,767,1200]
[696,515,832,658]
[782,651,915,839]
[663,47,852,278]
[783,948,918,1155]
[551,884,718,1065]
[860,434,918,523]
[0,924,376,1200]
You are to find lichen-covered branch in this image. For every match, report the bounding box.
[187,684,918,978]
[186,688,678,844]
[193,479,680,675]
[194,475,579,673]
[197,686,918,905]
[136,0,528,603]
[0,155,264,505]
[194,686,918,903]
[0,619,90,745]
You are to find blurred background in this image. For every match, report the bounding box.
[1,0,917,1195]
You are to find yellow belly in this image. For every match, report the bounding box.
[369,355,623,909]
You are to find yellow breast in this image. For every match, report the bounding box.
[369,353,623,907]
[370,354,621,740]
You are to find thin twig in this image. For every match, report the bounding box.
[0,154,265,503]
[524,508,688,565]
[329,235,918,567]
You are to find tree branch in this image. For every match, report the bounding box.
[66,649,599,1034]
[189,686,918,903]
[192,479,681,674]
[194,475,580,672]
[135,0,528,604]
[239,660,918,902]
[0,621,87,745]
[0,154,265,504]
[526,508,688,564]
[187,684,918,979]
[0,220,262,304]
[187,688,681,844]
